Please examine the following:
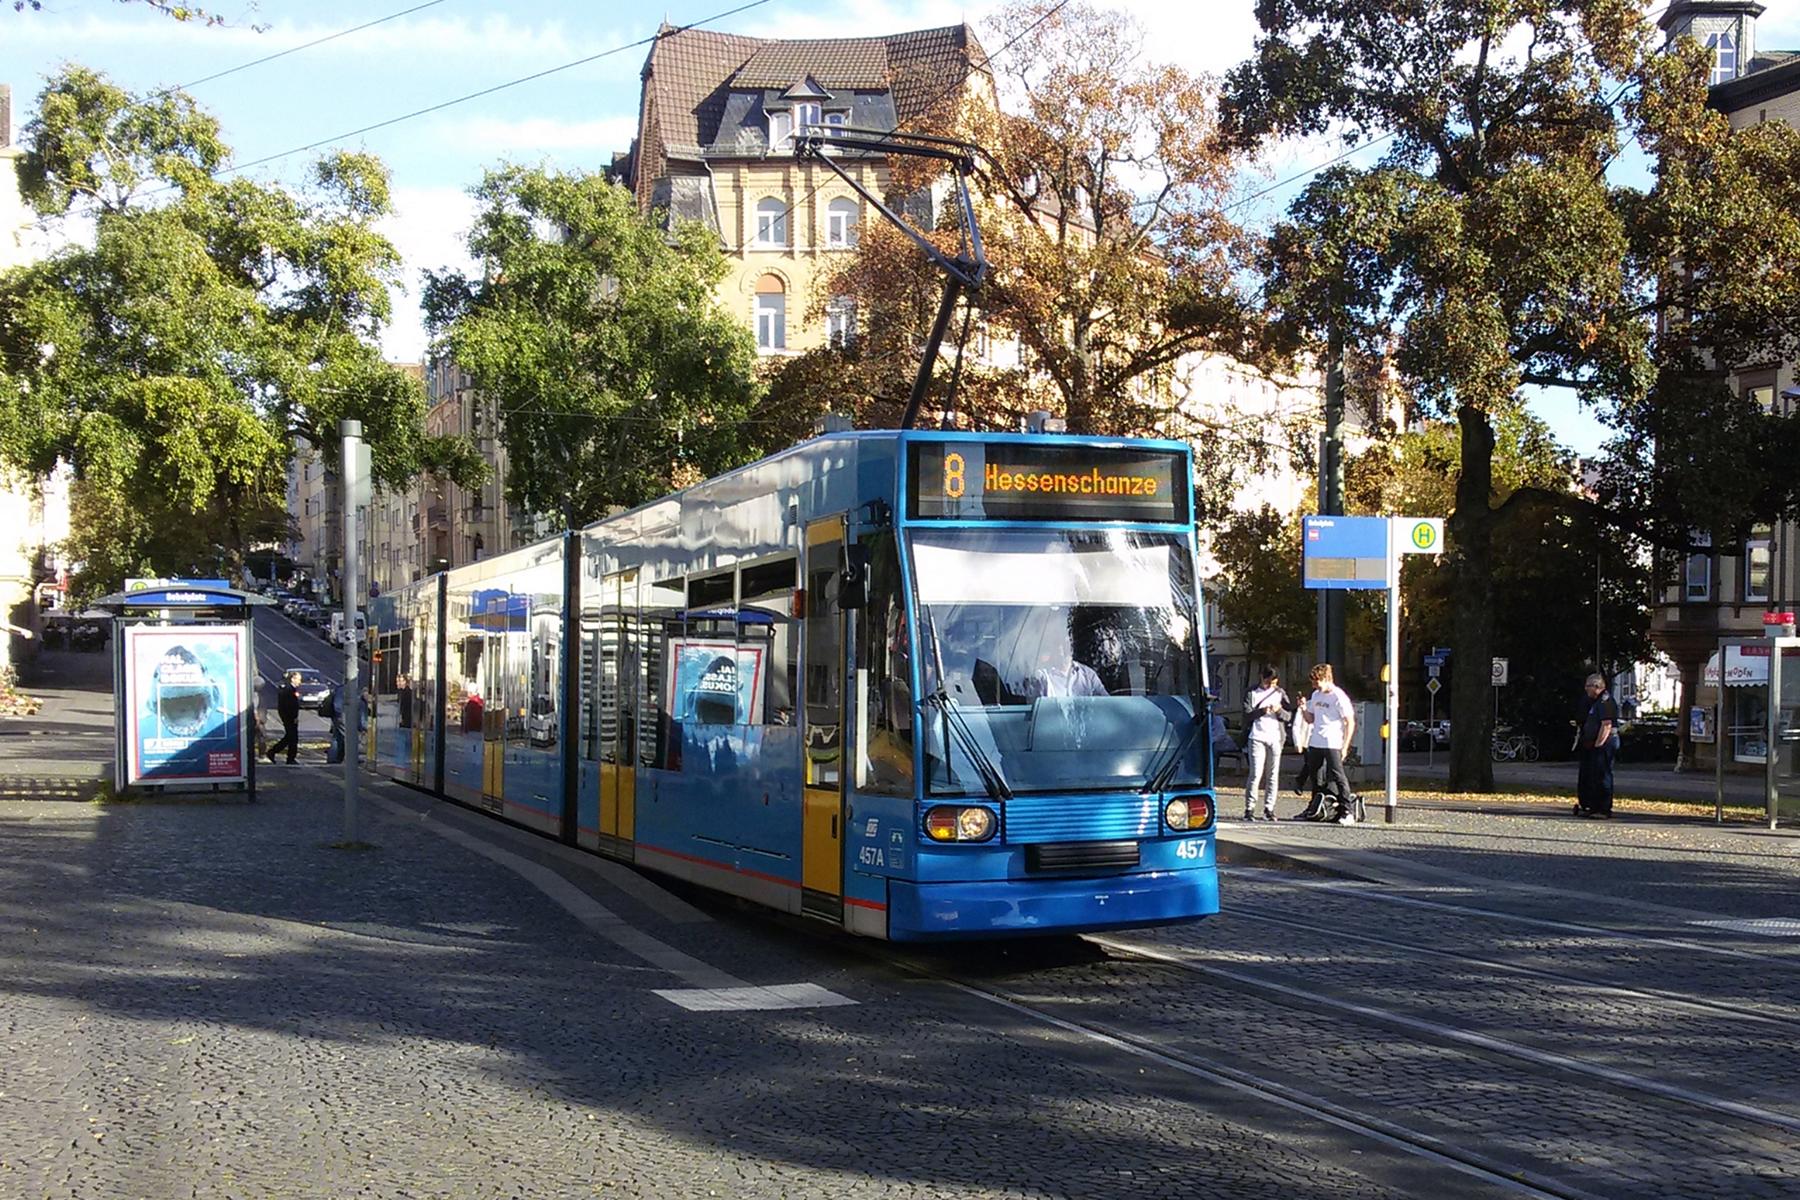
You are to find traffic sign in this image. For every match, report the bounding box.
[1302,516,1392,590]
[1491,657,1509,687]
[1400,517,1445,555]
[1427,663,1440,679]
[1434,646,1451,659]
[1426,677,1441,696]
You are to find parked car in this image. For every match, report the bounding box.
[1430,720,1452,748]
[1400,720,1432,751]
[289,668,331,707]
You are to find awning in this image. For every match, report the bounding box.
[1704,643,1800,687]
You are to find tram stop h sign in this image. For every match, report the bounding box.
[1301,516,1445,822]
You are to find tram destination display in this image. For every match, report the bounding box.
[908,442,1187,522]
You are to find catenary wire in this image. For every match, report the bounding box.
[161,0,456,95]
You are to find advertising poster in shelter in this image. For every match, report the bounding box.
[666,639,765,726]
[122,626,249,785]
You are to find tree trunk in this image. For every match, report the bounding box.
[1448,404,1496,791]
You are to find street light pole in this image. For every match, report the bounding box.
[340,419,362,844]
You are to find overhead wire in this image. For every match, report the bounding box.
[160,0,456,95]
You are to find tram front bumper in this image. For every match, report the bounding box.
[885,866,1219,941]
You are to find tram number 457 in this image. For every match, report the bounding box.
[1175,840,1206,861]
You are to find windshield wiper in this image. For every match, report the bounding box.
[1142,718,1202,795]
[925,690,1012,803]
[919,604,1011,803]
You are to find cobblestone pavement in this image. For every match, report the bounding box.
[6,770,1799,1199]
[0,774,1427,1200]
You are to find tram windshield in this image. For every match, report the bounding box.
[911,528,1206,795]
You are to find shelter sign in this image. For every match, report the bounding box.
[121,625,250,785]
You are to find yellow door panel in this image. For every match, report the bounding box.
[802,785,842,895]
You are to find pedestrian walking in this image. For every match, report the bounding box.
[1243,666,1289,820]
[266,670,302,764]
[1294,663,1359,824]
[321,684,345,764]
[1573,672,1619,818]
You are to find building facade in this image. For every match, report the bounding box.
[622,24,994,356]
[1649,2,1798,768]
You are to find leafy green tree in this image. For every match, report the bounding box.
[1211,507,1316,668]
[0,66,477,599]
[423,166,762,528]
[1346,414,1651,747]
[1226,2,1800,789]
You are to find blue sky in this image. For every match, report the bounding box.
[7,0,1798,457]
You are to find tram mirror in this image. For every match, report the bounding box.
[840,545,871,610]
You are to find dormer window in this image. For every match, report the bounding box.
[769,109,793,151]
[795,102,822,135]
[1706,30,1738,85]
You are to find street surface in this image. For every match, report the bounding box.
[2,770,1797,1199]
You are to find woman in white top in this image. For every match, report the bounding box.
[1242,666,1289,820]
[1295,663,1358,824]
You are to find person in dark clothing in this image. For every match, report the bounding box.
[1574,673,1620,818]
[396,674,413,729]
[267,671,303,764]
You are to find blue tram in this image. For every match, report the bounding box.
[366,429,1219,939]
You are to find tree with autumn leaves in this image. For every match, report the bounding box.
[770,1,1271,451]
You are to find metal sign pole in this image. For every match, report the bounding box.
[1385,519,1400,822]
[341,419,362,844]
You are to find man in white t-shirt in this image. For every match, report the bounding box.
[1295,663,1358,824]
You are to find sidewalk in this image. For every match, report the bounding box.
[0,648,115,797]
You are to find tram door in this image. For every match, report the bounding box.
[597,570,638,850]
[802,519,847,920]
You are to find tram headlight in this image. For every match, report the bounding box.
[924,805,997,842]
[956,806,996,842]
[1165,796,1212,831]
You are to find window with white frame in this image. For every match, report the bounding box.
[755,198,789,247]
[1745,527,1773,603]
[1685,533,1713,602]
[826,197,859,248]
[794,102,822,135]
[825,298,856,348]
[1705,29,1738,85]
[755,275,787,352]
[768,109,793,151]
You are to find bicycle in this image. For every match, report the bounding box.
[1490,732,1540,762]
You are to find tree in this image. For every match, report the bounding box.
[1346,413,1651,745]
[423,167,762,528]
[777,0,1260,442]
[0,67,477,599]
[1211,506,1316,667]
[1226,3,1800,789]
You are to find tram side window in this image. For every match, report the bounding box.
[856,532,913,794]
[741,557,798,726]
[643,577,684,769]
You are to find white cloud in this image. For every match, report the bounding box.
[376,185,481,364]
[447,115,639,156]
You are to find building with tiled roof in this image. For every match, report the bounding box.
[620,23,995,356]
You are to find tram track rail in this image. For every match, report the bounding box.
[1222,904,1800,1028]
[1086,932,1800,1138]
[880,945,1604,1200]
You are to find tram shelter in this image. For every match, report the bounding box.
[1712,634,1800,828]
[93,581,274,800]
